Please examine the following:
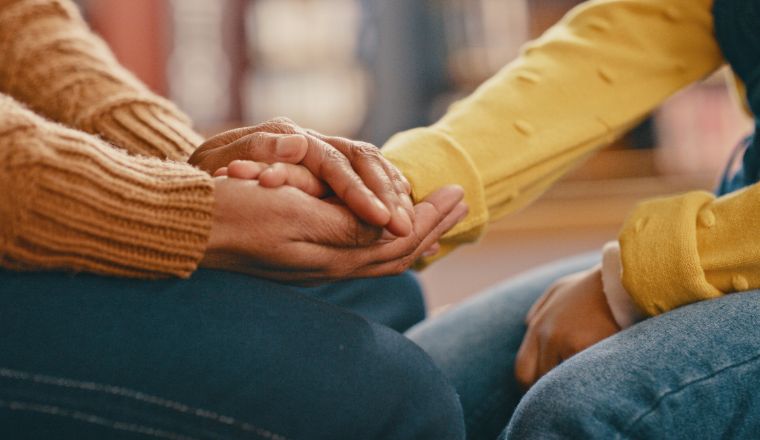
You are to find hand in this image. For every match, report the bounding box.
[514,265,621,389]
[214,160,328,198]
[213,160,442,258]
[189,118,415,237]
[201,178,468,283]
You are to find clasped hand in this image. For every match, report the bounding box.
[189,118,468,283]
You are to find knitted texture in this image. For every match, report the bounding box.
[384,0,724,270]
[0,94,214,278]
[0,0,203,161]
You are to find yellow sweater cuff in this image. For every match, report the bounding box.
[383,127,489,267]
[619,191,723,316]
[383,127,489,240]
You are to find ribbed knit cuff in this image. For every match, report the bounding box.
[0,0,204,161]
[0,98,214,278]
[91,100,205,161]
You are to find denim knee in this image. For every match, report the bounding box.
[503,356,626,439]
[356,322,465,440]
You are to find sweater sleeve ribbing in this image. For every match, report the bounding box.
[0,93,214,278]
[0,0,203,161]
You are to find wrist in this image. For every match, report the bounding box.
[201,179,233,267]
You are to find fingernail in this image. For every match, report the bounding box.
[396,206,412,232]
[276,135,306,157]
[371,195,391,218]
[381,229,397,242]
[422,243,441,258]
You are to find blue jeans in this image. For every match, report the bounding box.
[408,253,760,439]
[0,269,465,439]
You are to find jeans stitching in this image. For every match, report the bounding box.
[0,367,289,440]
[620,351,760,437]
[0,398,199,440]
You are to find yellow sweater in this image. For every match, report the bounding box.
[0,0,214,278]
[384,0,754,317]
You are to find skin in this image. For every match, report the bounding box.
[515,265,621,389]
[201,178,467,284]
[215,160,443,258]
[214,160,328,198]
[196,120,614,380]
[189,117,416,237]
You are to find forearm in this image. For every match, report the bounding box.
[384,0,722,261]
[0,94,214,278]
[0,0,203,161]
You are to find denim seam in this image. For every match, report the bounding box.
[0,398,199,440]
[0,367,288,440]
[619,351,760,438]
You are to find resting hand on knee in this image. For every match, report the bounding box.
[515,265,621,389]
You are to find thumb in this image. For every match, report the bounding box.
[232,132,308,164]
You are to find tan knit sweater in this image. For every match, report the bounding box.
[0,0,214,278]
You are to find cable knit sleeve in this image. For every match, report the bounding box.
[0,0,203,161]
[0,94,214,278]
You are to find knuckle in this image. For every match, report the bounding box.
[265,117,298,133]
[242,132,269,157]
[270,116,295,125]
[322,147,351,170]
[305,128,322,138]
[353,143,382,160]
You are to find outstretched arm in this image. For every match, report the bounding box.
[382,0,723,262]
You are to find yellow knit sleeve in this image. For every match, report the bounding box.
[620,184,760,316]
[0,0,203,161]
[383,0,723,264]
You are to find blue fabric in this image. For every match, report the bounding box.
[407,253,600,440]
[714,0,760,195]
[0,269,464,439]
[504,288,760,440]
[409,254,760,440]
[410,2,760,439]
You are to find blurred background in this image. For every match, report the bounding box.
[75,0,753,310]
